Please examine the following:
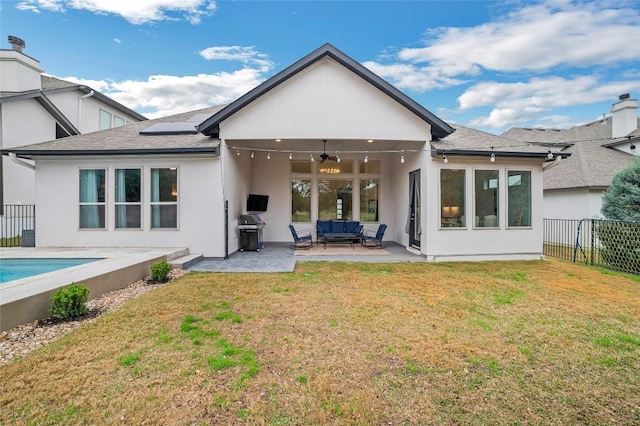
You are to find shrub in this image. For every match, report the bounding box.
[50,284,89,319]
[151,259,172,282]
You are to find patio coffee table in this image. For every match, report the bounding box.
[322,233,357,249]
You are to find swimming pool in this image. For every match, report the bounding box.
[0,258,104,284]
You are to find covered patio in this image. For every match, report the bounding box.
[188,241,427,273]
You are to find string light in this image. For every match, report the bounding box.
[364,153,369,163]
[310,153,314,162]
[400,151,405,164]
[443,154,448,164]
[336,153,341,163]
[267,151,271,160]
[236,148,240,156]
[547,150,554,159]
[490,148,496,163]
[289,152,293,160]
[251,151,254,159]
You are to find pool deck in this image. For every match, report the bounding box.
[0,247,188,331]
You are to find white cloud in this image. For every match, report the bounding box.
[398,1,640,76]
[364,0,640,130]
[199,46,274,73]
[461,75,640,128]
[15,0,217,24]
[57,69,265,119]
[113,38,122,44]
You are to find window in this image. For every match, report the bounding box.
[360,179,379,222]
[291,179,311,222]
[79,169,106,229]
[115,168,141,229]
[113,116,125,127]
[318,179,352,220]
[440,169,466,228]
[475,170,499,227]
[318,160,352,174]
[99,109,112,130]
[359,160,380,174]
[150,168,178,229]
[508,171,531,227]
[291,161,312,174]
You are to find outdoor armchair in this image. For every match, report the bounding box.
[289,224,313,249]
[361,224,387,248]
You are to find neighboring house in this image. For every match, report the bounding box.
[502,95,639,220]
[3,43,554,261]
[0,35,146,208]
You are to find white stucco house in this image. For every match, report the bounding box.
[503,95,639,220]
[0,35,146,208]
[3,43,556,261]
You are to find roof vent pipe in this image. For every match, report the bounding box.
[8,35,25,53]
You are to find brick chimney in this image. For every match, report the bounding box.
[611,93,639,138]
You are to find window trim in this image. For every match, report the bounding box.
[78,168,107,230]
[150,167,179,230]
[114,168,142,230]
[506,169,533,229]
[473,168,500,229]
[439,167,467,230]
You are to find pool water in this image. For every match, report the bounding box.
[0,258,103,284]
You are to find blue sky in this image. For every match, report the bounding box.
[1,0,639,134]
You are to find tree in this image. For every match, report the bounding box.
[601,158,640,220]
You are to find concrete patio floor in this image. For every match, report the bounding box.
[188,242,427,273]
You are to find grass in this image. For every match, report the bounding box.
[1,258,639,425]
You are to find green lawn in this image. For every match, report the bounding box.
[1,259,639,425]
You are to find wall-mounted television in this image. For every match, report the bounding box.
[247,194,269,212]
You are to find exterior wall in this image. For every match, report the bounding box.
[221,143,252,253]
[220,57,431,142]
[423,156,544,261]
[33,155,225,257]
[1,100,56,204]
[543,188,605,220]
[1,92,144,205]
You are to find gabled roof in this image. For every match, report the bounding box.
[3,106,224,159]
[502,116,638,190]
[197,43,455,140]
[543,139,636,190]
[0,75,147,123]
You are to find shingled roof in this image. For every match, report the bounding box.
[3,106,224,159]
[433,124,555,159]
[502,116,639,190]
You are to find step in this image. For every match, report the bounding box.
[169,254,203,270]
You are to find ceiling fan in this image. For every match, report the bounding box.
[319,139,339,163]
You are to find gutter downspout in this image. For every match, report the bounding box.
[9,152,35,170]
[77,89,94,133]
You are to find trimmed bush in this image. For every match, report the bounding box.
[50,284,89,319]
[151,259,172,282]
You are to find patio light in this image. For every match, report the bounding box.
[490,148,496,163]
[251,151,255,159]
[443,154,448,164]
[336,153,341,162]
[310,153,314,162]
[267,151,271,160]
[547,150,554,159]
[289,152,293,160]
[400,152,405,163]
[364,154,368,163]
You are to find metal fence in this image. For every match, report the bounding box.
[543,218,640,275]
[1,204,36,247]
